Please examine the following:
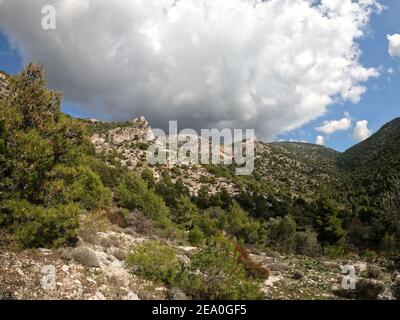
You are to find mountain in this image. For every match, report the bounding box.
[253,141,341,199]
[338,118,400,207]
[340,117,400,173]
[1,64,400,301]
[85,113,400,206]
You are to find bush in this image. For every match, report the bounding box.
[126,241,180,285]
[188,227,205,246]
[106,207,129,228]
[117,172,169,220]
[391,279,400,300]
[172,195,199,229]
[334,279,385,300]
[45,165,111,210]
[380,233,397,256]
[363,249,378,260]
[71,246,100,267]
[364,265,383,280]
[291,270,305,280]
[79,209,109,244]
[0,199,79,248]
[226,203,261,244]
[323,243,345,259]
[267,215,296,253]
[312,196,346,248]
[180,236,264,300]
[141,169,156,189]
[196,207,226,237]
[117,173,179,237]
[295,230,321,256]
[124,210,155,235]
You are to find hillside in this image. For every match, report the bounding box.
[86,119,342,199]
[340,117,400,173]
[254,141,341,199]
[336,118,400,207]
[1,64,400,301]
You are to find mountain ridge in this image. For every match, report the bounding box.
[1,63,400,301]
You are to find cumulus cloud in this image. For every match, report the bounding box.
[387,34,400,58]
[316,135,325,146]
[0,0,380,140]
[316,115,352,134]
[352,120,372,142]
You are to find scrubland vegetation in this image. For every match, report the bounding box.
[1,64,399,300]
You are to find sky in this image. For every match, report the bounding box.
[0,0,399,152]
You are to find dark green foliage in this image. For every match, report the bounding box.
[266,215,297,253]
[0,64,110,247]
[295,229,321,256]
[311,196,346,251]
[196,207,226,237]
[334,279,385,300]
[380,233,397,256]
[141,168,156,189]
[156,173,190,207]
[339,118,400,178]
[125,237,264,300]
[117,172,168,219]
[126,241,180,285]
[44,165,111,210]
[193,185,211,209]
[116,172,178,236]
[188,227,205,246]
[180,236,264,300]
[336,118,400,244]
[190,202,263,245]
[225,202,261,244]
[381,174,400,248]
[0,199,79,248]
[87,157,124,188]
[172,195,199,229]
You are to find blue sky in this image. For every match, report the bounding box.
[278,0,400,151]
[0,0,399,152]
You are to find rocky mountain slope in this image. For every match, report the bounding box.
[337,118,400,206]
[86,116,400,205]
[1,65,400,301]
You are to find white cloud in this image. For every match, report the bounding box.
[316,135,325,146]
[352,120,372,142]
[387,34,400,58]
[316,116,352,134]
[0,0,381,140]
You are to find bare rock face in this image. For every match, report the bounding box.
[90,117,155,149]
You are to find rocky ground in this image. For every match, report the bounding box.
[1,221,397,300]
